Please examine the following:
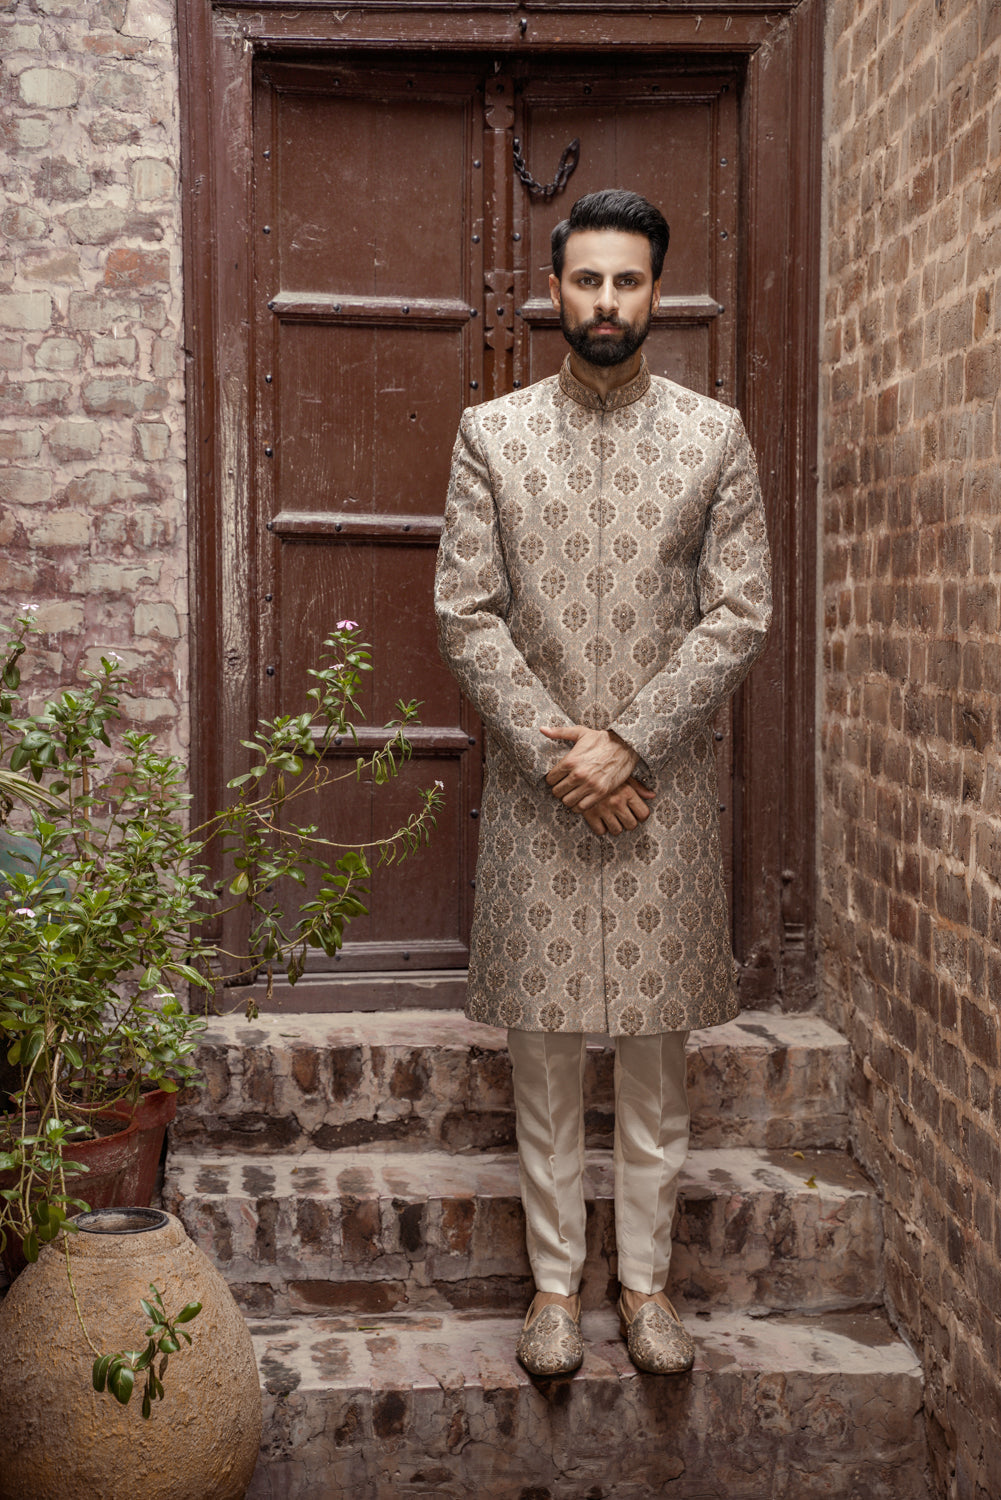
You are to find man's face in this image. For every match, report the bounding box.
[549,229,661,368]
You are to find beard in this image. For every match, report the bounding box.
[559,299,653,368]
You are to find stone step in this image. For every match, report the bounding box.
[246,1306,929,1500]
[163,1144,881,1317]
[172,1008,849,1155]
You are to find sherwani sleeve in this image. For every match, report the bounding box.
[609,407,772,775]
[435,407,572,784]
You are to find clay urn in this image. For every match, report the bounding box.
[0,1208,262,1500]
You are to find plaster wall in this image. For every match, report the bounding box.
[0,0,187,753]
[820,0,1001,1494]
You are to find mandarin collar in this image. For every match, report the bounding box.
[557,354,651,411]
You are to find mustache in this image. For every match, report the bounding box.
[583,315,628,332]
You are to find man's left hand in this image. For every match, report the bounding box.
[581,778,655,836]
[541,724,639,810]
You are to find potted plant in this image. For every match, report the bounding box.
[0,609,441,1279]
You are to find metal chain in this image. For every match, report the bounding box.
[512,136,581,199]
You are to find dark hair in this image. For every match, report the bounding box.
[551,189,670,280]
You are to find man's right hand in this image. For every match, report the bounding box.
[580,777,655,836]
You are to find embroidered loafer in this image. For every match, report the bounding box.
[516,1294,584,1377]
[618,1294,695,1374]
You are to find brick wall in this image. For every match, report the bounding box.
[0,0,186,751]
[821,1,1001,1495]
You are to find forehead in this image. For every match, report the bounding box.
[560,228,653,277]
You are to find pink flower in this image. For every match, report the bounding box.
[336,619,359,630]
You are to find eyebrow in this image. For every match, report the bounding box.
[569,266,648,277]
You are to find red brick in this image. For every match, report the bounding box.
[103,247,171,289]
[965,344,1001,400]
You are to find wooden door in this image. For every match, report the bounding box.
[249,55,740,1006]
[181,1,822,1014]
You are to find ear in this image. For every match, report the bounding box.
[548,272,562,312]
[651,277,662,313]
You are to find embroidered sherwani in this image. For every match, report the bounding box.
[435,356,771,1037]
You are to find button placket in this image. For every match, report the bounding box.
[595,407,609,1029]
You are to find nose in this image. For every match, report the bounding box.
[593,278,619,316]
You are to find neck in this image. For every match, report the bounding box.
[567,349,644,400]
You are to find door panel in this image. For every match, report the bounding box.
[275,323,466,513]
[275,84,473,298]
[252,61,484,989]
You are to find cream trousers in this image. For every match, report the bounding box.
[507,1028,690,1296]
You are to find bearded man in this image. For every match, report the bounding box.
[434,189,772,1377]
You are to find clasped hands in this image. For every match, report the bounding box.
[541,724,654,837]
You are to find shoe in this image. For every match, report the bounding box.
[516,1294,584,1377]
[618,1293,695,1374]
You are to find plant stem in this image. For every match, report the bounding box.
[63,1235,101,1360]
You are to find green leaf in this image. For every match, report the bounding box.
[22,1028,45,1067]
[93,1354,112,1392]
[174,1301,202,1324]
[141,1389,152,1420]
[157,1333,180,1354]
[134,1342,156,1372]
[140,1298,158,1322]
[23,1230,38,1263]
[108,1365,135,1405]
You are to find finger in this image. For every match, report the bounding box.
[574,787,609,811]
[546,753,584,787]
[627,780,656,800]
[582,807,606,835]
[617,806,638,830]
[540,724,583,742]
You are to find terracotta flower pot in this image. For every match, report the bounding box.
[108,1086,180,1205]
[0,1207,262,1500]
[1,1089,179,1278]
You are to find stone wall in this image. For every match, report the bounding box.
[821,1,1001,1495]
[0,0,186,751]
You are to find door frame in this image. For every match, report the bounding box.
[178,0,823,1011]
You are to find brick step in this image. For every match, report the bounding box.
[246,1306,928,1500]
[163,1144,881,1318]
[172,1008,849,1155]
